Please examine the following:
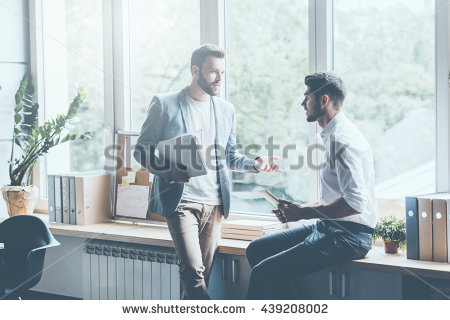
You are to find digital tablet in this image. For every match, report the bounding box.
[258,189,280,207]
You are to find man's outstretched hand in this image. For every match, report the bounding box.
[254,156,283,172]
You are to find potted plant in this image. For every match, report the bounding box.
[1,74,92,216]
[373,215,406,254]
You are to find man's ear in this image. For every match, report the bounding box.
[321,94,330,107]
[191,65,200,78]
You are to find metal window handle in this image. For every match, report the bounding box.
[231,259,239,283]
[341,273,347,298]
[328,271,334,296]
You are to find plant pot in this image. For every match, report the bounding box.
[383,240,399,254]
[1,185,39,216]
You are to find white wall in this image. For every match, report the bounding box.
[0,0,29,218]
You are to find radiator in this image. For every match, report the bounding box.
[82,240,180,300]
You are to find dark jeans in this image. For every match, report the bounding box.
[246,219,373,300]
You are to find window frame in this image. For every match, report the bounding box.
[29,0,47,212]
[29,0,449,218]
[435,0,450,192]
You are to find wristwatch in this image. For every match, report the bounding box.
[253,156,261,171]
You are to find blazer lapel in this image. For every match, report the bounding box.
[212,96,225,164]
[178,86,192,133]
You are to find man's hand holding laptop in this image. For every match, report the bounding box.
[172,165,191,183]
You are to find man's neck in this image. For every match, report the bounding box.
[188,82,210,102]
[318,109,340,129]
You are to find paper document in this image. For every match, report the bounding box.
[116,184,149,219]
[156,133,207,178]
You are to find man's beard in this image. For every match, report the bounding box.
[306,102,325,122]
[198,71,217,96]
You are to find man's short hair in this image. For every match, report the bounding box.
[304,72,347,106]
[191,44,225,70]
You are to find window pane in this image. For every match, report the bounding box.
[333,0,435,215]
[66,0,105,172]
[42,0,105,182]
[130,0,200,130]
[40,0,104,202]
[226,0,309,214]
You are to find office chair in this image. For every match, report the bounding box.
[0,215,60,299]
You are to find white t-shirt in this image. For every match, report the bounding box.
[181,95,221,205]
[319,112,379,228]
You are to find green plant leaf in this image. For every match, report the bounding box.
[78,131,92,140]
[56,115,64,126]
[29,103,39,130]
[14,113,22,125]
[61,134,70,143]
[66,87,85,120]
[14,138,22,148]
[14,74,28,105]
[8,74,89,186]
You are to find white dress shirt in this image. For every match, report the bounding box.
[319,112,378,228]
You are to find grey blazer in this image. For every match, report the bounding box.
[133,86,257,219]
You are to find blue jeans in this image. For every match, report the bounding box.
[246,219,373,300]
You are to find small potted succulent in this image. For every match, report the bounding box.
[373,215,406,254]
[1,74,92,216]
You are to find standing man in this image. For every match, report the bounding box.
[246,72,378,299]
[134,44,280,300]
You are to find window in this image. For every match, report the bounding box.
[333,0,436,215]
[30,0,445,218]
[41,0,105,176]
[130,0,201,131]
[225,0,310,215]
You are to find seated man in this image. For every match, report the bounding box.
[246,72,378,300]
